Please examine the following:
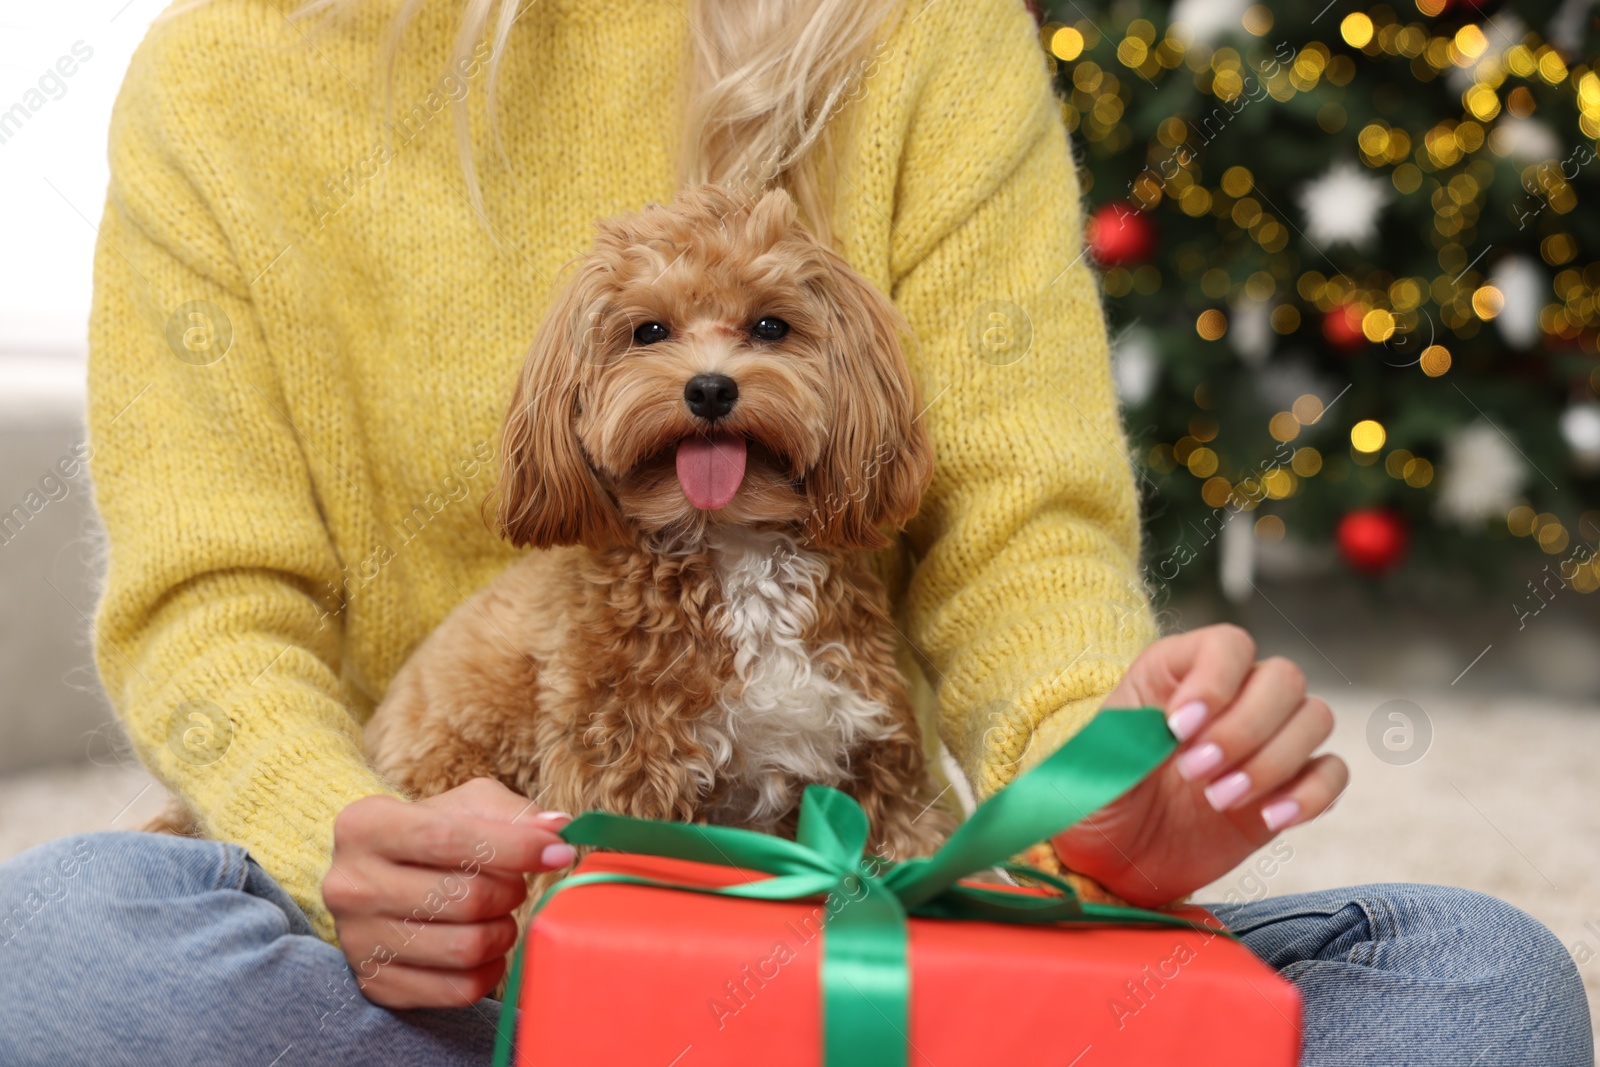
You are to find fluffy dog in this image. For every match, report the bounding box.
[363,182,955,862]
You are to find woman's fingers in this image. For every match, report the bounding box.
[1153,625,1259,741]
[429,776,578,853]
[326,782,585,1009]
[1247,753,1349,832]
[434,775,557,824]
[326,860,529,924]
[343,797,573,873]
[1200,694,1335,814]
[354,956,510,1010]
[1172,656,1308,785]
[349,915,522,973]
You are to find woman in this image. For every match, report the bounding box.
[0,0,1588,1063]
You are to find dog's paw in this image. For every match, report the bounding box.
[1018,841,1129,906]
[141,800,202,837]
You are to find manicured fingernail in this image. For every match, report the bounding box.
[1176,742,1223,781]
[1166,701,1208,742]
[1261,799,1301,831]
[541,843,576,868]
[535,811,573,826]
[1205,771,1252,811]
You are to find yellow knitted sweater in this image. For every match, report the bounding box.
[88,0,1156,940]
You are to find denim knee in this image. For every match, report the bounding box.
[1373,882,1585,986]
[2,832,319,1062]
[1319,884,1590,1055]
[0,834,102,951]
[1,831,239,948]
[1440,886,1589,1004]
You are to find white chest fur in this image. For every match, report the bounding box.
[692,528,897,825]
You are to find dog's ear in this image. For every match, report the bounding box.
[494,267,631,550]
[744,185,797,246]
[803,247,934,550]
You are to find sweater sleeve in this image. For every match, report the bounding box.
[889,0,1158,800]
[86,39,401,942]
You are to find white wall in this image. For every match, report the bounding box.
[0,0,169,415]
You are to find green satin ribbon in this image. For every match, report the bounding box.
[490,706,1224,1067]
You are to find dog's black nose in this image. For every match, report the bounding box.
[684,373,739,422]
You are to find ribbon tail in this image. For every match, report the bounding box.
[822,876,911,1067]
[888,708,1174,910]
[560,810,833,877]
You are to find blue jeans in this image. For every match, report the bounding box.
[0,831,1590,1066]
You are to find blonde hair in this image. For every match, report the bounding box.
[230,0,904,247]
[675,0,902,247]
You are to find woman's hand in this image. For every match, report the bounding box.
[1052,625,1348,908]
[323,777,575,1008]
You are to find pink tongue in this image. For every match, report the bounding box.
[675,435,747,510]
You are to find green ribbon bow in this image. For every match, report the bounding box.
[490,706,1225,1067]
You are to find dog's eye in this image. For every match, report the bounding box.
[750,316,789,342]
[633,322,671,346]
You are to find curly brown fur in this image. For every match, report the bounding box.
[365,536,955,860]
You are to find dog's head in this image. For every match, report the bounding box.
[495,183,932,551]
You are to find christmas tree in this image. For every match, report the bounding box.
[1032,0,1600,606]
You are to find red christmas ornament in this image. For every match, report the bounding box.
[1088,202,1158,267]
[1337,508,1409,573]
[1322,303,1366,351]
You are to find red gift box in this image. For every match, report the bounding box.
[512,851,1301,1066]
